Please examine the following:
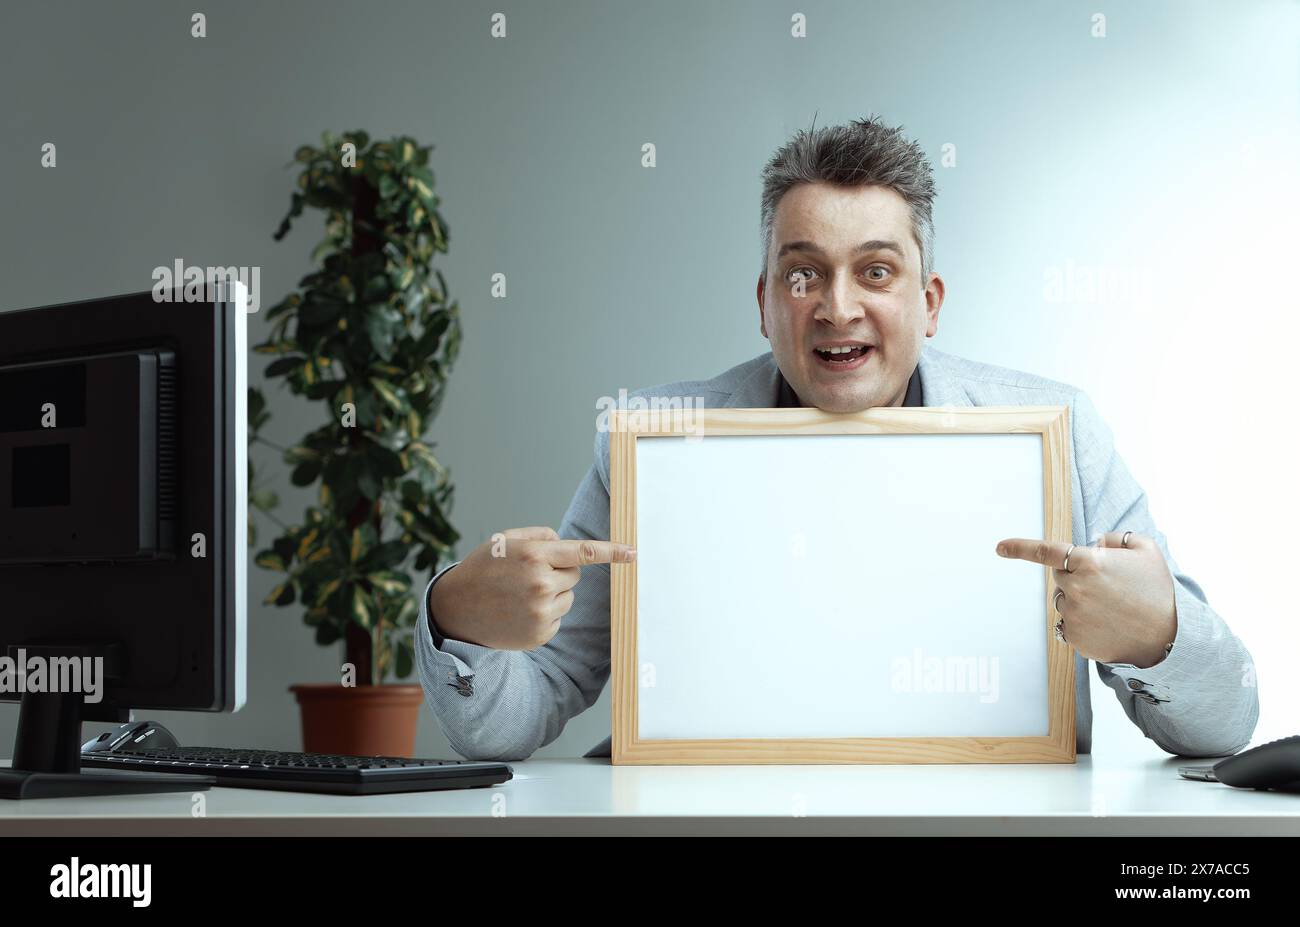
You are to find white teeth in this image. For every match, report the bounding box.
[819,345,865,355]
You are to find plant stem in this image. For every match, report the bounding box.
[252,435,291,454]
[257,510,292,533]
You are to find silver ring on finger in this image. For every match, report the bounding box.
[1053,588,1065,614]
[1062,544,1076,573]
[1121,530,1133,548]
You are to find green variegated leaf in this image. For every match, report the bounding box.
[351,585,373,629]
[255,551,286,572]
[265,582,295,606]
[395,639,413,677]
[296,528,319,559]
[367,571,411,596]
[284,445,320,464]
[394,596,418,626]
[315,624,341,645]
[304,607,329,626]
[406,442,445,475]
[314,577,342,606]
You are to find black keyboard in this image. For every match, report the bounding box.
[79,746,513,795]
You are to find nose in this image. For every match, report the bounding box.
[812,271,865,329]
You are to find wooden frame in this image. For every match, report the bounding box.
[609,406,1074,765]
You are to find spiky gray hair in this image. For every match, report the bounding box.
[759,115,937,282]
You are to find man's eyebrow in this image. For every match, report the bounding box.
[775,239,906,260]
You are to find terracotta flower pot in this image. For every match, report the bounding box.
[289,684,423,756]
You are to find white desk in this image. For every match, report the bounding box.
[2,754,1297,836]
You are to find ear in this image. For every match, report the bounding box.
[923,272,945,338]
[756,273,769,340]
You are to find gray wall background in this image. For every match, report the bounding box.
[2,0,1295,759]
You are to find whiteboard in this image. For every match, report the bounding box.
[633,432,1049,741]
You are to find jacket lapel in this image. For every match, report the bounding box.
[722,354,784,408]
[917,342,973,408]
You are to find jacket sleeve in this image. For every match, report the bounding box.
[414,428,615,761]
[1071,390,1259,757]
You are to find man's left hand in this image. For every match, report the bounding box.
[995,532,1177,668]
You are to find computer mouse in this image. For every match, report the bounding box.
[1179,734,1300,793]
[81,720,181,754]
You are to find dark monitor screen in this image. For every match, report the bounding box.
[0,287,246,716]
[12,443,71,508]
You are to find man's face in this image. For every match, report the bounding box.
[757,183,944,413]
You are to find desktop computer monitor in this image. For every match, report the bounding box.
[0,284,247,798]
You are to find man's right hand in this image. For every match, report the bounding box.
[426,526,636,651]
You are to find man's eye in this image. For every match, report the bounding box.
[865,265,890,282]
[787,267,817,285]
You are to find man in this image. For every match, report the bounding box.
[415,116,1258,762]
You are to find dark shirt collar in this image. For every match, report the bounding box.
[776,362,923,408]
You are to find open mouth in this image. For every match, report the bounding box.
[812,344,873,370]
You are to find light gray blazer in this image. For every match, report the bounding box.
[416,342,1259,760]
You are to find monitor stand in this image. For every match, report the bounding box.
[1,643,215,800]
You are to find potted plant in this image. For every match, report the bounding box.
[248,130,461,756]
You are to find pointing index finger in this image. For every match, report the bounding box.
[545,539,637,568]
[996,538,1071,567]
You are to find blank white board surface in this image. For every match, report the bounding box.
[634,432,1048,741]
